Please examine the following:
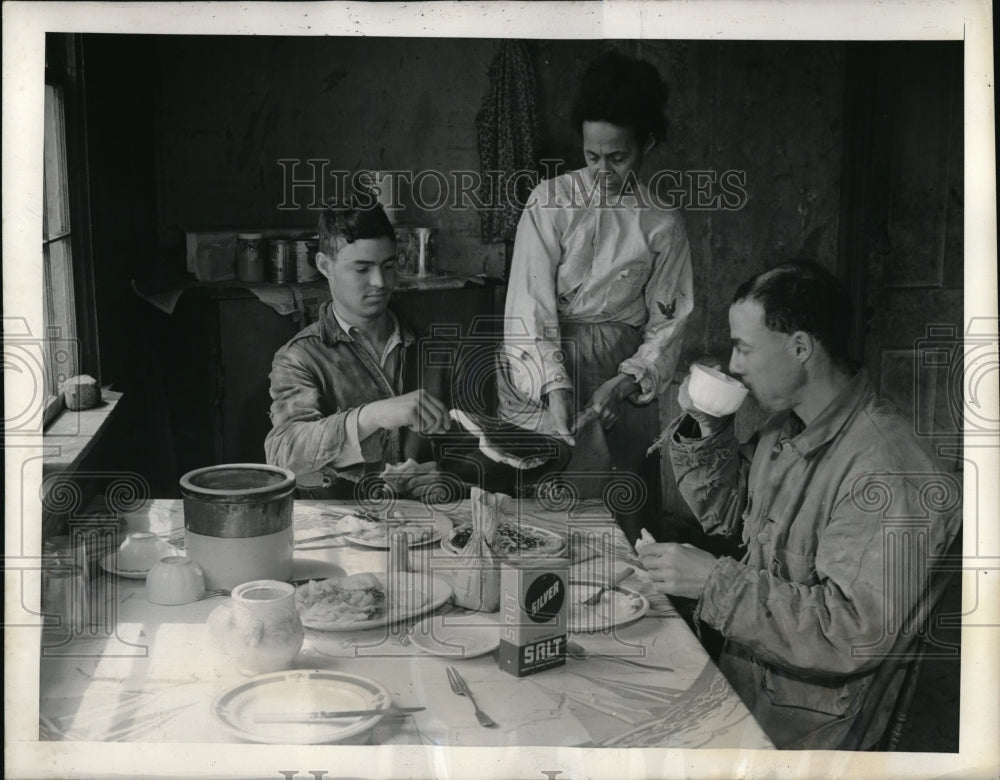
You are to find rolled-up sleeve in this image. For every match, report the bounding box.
[264,349,380,475]
[669,414,751,539]
[619,217,695,402]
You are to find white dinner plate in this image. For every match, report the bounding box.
[567,582,649,633]
[344,522,441,549]
[298,574,452,632]
[99,552,154,579]
[211,669,389,744]
[441,521,567,558]
[407,612,501,658]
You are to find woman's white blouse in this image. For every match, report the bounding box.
[503,167,694,404]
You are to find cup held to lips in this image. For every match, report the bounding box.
[688,363,749,417]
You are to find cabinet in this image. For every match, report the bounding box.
[156,282,504,489]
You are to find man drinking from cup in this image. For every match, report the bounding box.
[638,261,961,749]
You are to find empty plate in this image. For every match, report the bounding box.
[407,612,500,658]
[211,669,389,744]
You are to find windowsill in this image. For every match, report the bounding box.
[42,388,123,476]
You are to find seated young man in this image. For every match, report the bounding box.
[639,261,961,749]
[265,204,451,499]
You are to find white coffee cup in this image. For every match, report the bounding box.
[688,364,749,417]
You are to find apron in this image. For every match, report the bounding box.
[497,319,663,544]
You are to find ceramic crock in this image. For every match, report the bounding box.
[180,463,296,590]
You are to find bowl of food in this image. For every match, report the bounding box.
[688,363,749,417]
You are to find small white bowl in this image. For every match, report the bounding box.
[146,556,206,605]
[689,363,749,417]
[115,532,176,574]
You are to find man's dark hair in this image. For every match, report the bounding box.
[319,203,395,257]
[731,261,855,368]
[571,51,669,145]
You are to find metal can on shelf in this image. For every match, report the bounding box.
[410,227,437,277]
[236,233,265,283]
[394,226,412,275]
[269,239,293,284]
[293,238,319,282]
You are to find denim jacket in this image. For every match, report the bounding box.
[669,370,961,749]
[264,302,449,491]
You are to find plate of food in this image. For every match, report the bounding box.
[567,582,649,633]
[441,520,567,558]
[295,572,452,631]
[344,521,441,549]
[211,670,390,744]
[406,612,500,658]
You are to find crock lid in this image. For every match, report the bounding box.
[179,463,296,502]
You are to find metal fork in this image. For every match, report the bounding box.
[445,666,497,728]
[582,566,635,606]
[196,589,230,600]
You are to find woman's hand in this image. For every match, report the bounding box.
[544,388,575,446]
[579,374,640,431]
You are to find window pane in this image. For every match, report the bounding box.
[43,83,70,238]
[43,237,78,396]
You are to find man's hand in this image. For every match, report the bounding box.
[638,542,719,599]
[544,388,575,446]
[579,373,640,431]
[360,389,451,436]
[677,373,729,438]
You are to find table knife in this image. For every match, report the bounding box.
[252,706,424,723]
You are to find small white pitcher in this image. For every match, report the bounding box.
[209,580,304,675]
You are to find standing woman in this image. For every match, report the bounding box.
[498,52,694,543]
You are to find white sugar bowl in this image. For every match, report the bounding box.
[146,556,206,605]
[115,532,176,575]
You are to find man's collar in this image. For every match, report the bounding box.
[778,368,873,456]
[318,300,415,347]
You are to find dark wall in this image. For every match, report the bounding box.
[82,34,176,495]
[151,36,508,277]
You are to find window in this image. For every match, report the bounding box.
[42,34,97,427]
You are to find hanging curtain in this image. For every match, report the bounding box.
[475,40,539,244]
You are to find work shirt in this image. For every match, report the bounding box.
[264,302,447,484]
[502,167,694,404]
[329,307,403,466]
[669,370,961,749]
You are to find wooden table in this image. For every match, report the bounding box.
[38,499,774,750]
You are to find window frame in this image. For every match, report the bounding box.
[43,34,99,429]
